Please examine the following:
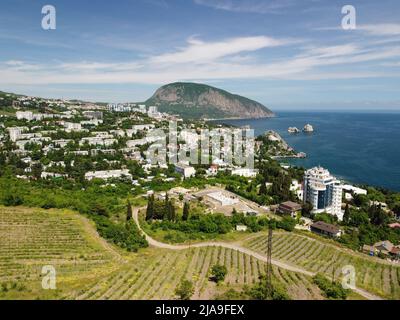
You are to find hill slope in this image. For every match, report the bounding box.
[146,82,274,119]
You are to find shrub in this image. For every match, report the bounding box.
[210,264,228,283]
[313,274,349,300]
[175,280,194,300]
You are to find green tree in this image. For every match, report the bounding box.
[211,264,228,283]
[343,204,351,224]
[175,280,194,300]
[165,196,176,221]
[146,195,154,221]
[277,216,296,232]
[302,202,314,218]
[126,200,133,221]
[31,163,42,180]
[182,202,190,221]
[247,275,290,300]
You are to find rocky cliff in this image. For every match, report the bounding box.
[145,82,274,119]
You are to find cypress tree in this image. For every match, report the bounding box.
[182,202,190,221]
[167,200,176,221]
[146,195,154,221]
[126,200,133,221]
[343,204,350,224]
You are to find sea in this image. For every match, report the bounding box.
[218,111,400,192]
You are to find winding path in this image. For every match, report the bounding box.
[133,207,383,300]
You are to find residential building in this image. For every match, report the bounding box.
[132,124,155,134]
[236,225,248,232]
[84,169,132,181]
[53,139,72,148]
[363,240,400,259]
[16,111,34,121]
[8,127,23,142]
[310,221,342,238]
[231,168,258,178]
[148,106,158,115]
[83,111,103,120]
[278,201,302,218]
[303,166,343,221]
[64,122,82,132]
[175,163,196,179]
[207,191,239,206]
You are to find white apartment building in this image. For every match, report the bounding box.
[231,168,258,178]
[8,127,23,142]
[207,191,239,206]
[303,167,343,221]
[79,137,117,147]
[175,163,196,179]
[64,122,82,132]
[84,169,132,181]
[132,124,155,134]
[53,139,72,148]
[16,111,34,121]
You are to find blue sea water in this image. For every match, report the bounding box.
[219,112,400,191]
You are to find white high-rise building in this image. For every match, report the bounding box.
[148,106,158,116]
[303,167,343,221]
[8,127,22,142]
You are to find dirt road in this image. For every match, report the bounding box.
[132,207,383,300]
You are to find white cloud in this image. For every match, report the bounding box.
[358,24,400,36]
[1,35,400,86]
[150,36,289,64]
[193,0,296,14]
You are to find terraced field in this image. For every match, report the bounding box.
[68,246,323,300]
[242,232,400,300]
[0,206,117,298]
[0,206,325,300]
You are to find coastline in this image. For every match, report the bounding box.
[219,111,400,192]
[205,114,275,122]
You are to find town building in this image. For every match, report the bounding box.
[207,191,239,206]
[16,111,34,121]
[363,240,400,259]
[83,111,103,120]
[8,127,23,142]
[84,169,132,181]
[64,122,82,132]
[278,201,302,218]
[231,168,258,178]
[132,124,155,134]
[174,163,196,179]
[303,166,343,221]
[236,225,248,232]
[310,221,342,238]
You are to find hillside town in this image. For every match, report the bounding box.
[1,92,399,266]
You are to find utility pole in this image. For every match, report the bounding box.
[266,226,273,299]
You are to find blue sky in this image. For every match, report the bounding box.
[0,0,399,110]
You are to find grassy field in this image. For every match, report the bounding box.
[0,206,327,300]
[241,231,400,300]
